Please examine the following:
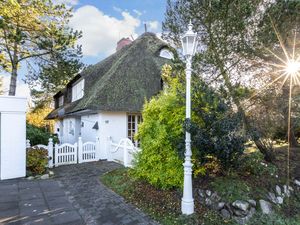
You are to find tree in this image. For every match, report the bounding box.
[162,0,300,162]
[0,0,82,96]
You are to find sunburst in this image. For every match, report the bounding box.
[242,18,299,199]
[265,19,300,198]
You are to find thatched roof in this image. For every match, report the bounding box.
[47,32,171,119]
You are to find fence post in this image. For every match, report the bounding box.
[26,139,31,149]
[78,137,83,163]
[48,138,53,168]
[107,136,113,161]
[124,140,129,167]
[95,137,101,160]
[54,143,59,167]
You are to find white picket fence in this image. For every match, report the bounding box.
[26,136,139,168]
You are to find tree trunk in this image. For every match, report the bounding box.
[289,129,299,147]
[8,38,19,96]
[8,67,17,96]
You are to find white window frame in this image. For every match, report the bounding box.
[127,114,142,147]
[159,48,174,60]
[69,120,74,135]
[72,79,84,102]
[58,95,64,107]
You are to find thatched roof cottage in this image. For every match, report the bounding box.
[46,32,173,160]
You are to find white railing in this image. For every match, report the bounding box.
[108,137,140,167]
[55,142,78,166]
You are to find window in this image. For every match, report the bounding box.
[127,114,142,147]
[72,79,84,102]
[159,48,174,60]
[69,120,74,135]
[58,96,64,107]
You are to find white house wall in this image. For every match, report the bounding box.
[99,112,127,162]
[81,114,100,143]
[60,117,80,144]
[56,112,128,162]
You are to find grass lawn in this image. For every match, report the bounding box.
[101,146,300,225]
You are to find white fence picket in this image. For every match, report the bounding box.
[54,143,77,166]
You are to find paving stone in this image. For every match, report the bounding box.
[0,208,19,219]
[19,204,49,217]
[50,210,83,225]
[0,161,158,225]
[0,195,19,203]
[53,161,158,225]
[18,216,52,225]
[19,192,44,201]
[0,202,18,211]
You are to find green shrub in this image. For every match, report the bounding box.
[211,176,251,202]
[26,147,48,175]
[188,79,245,169]
[131,73,185,189]
[239,151,278,177]
[26,124,57,146]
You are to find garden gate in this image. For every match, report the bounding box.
[26,136,137,168]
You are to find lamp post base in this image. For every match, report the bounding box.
[181,199,194,215]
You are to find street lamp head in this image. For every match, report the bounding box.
[181,21,198,58]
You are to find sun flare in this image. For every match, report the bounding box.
[285,60,300,76]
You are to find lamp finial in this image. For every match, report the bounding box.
[188,20,193,31]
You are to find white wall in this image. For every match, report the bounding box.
[57,112,128,162]
[81,114,100,143]
[99,112,127,161]
[61,117,80,144]
[0,96,27,180]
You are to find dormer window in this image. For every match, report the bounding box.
[72,79,84,102]
[159,48,174,60]
[58,95,64,107]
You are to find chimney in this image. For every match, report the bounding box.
[116,37,132,51]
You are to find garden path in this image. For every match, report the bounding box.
[53,161,157,225]
[0,161,157,225]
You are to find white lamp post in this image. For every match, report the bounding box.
[181,21,197,215]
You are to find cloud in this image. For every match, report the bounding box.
[54,0,79,6]
[148,20,159,31]
[69,5,140,56]
[133,9,142,17]
[113,6,122,13]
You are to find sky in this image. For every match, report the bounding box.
[1,0,167,98]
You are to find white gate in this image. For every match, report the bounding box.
[82,142,96,162]
[54,143,78,166]
[27,136,138,168]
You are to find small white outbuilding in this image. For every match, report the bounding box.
[0,96,27,180]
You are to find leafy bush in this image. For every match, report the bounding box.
[131,67,185,189]
[26,147,48,175]
[187,79,246,169]
[26,124,57,146]
[211,176,252,202]
[239,151,278,177]
[193,156,222,177]
[132,65,245,189]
